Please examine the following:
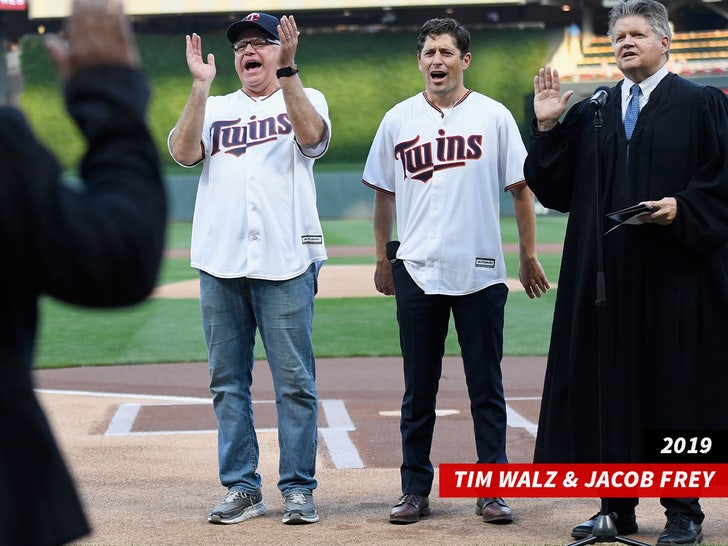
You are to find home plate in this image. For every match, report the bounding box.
[379,409,461,417]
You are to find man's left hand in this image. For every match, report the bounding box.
[519,257,550,299]
[641,197,677,225]
[277,15,299,68]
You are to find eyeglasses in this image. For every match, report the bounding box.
[232,37,280,53]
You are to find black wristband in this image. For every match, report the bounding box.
[276,66,298,78]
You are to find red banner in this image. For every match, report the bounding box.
[439,463,728,497]
[0,0,26,11]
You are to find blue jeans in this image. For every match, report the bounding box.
[200,265,319,496]
[391,258,509,496]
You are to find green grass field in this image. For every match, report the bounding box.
[35,217,565,368]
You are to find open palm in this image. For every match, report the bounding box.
[186,33,216,83]
[533,66,573,129]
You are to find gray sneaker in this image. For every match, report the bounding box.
[282,492,319,524]
[208,489,266,524]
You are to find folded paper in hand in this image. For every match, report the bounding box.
[605,203,656,234]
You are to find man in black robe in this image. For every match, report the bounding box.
[0,1,166,544]
[524,0,728,544]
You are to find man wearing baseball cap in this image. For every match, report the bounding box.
[226,11,281,43]
[168,12,331,526]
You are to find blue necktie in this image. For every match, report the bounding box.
[624,84,641,141]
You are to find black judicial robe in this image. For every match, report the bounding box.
[524,73,728,463]
[0,67,166,545]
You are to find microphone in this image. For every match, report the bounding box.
[588,86,610,111]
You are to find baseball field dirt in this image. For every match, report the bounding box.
[33,257,728,545]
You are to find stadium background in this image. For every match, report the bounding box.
[4,6,728,542]
[4,0,728,220]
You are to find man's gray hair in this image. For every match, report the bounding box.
[608,0,672,58]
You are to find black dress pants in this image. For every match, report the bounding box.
[605,497,704,523]
[390,256,509,496]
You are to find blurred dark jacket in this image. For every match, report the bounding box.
[0,65,166,546]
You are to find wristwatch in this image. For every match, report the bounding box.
[276,65,298,78]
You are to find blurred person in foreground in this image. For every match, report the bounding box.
[525,0,728,543]
[168,12,330,526]
[362,17,549,526]
[0,0,166,544]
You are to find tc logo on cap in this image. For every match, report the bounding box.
[244,13,261,22]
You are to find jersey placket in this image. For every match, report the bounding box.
[245,102,264,274]
[424,166,446,293]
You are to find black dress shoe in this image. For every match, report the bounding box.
[475,497,513,524]
[571,512,638,539]
[389,494,430,524]
[656,513,703,545]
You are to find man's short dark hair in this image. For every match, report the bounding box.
[417,18,470,58]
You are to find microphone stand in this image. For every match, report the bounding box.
[566,105,651,546]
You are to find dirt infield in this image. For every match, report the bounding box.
[151,264,537,299]
[35,360,728,546]
[33,248,728,545]
[154,243,564,299]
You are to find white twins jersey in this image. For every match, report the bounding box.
[170,88,331,280]
[362,90,527,295]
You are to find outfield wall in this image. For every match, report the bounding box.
[164,172,524,221]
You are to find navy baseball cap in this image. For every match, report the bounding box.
[226,12,280,43]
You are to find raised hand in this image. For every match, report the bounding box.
[45,0,138,83]
[277,15,299,68]
[185,32,216,83]
[533,65,574,132]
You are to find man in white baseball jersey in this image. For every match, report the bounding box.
[362,18,549,525]
[168,12,330,526]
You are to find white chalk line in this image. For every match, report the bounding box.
[36,389,539,469]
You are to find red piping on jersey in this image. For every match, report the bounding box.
[241,88,282,102]
[504,179,527,193]
[361,179,395,195]
[422,89,473,115]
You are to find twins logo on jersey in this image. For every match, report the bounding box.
[210,114,293,157]
[394,129,483,183]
